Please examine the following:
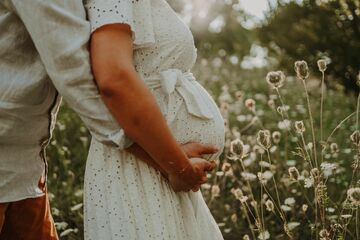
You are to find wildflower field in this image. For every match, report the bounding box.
[46,0,360,239]
[47,57,359,239]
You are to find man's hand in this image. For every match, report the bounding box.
[168,157,217,192]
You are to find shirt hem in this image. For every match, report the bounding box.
[0,192,46,203]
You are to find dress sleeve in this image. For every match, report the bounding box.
[86,0,155,48]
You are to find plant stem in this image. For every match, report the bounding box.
[302,79,318,169]
[320,71,325,163]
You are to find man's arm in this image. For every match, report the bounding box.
[7,0,126,147]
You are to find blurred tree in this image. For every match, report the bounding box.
[189,0,255,60]
[258,0,360,93]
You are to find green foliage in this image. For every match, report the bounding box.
[257,0,360,93]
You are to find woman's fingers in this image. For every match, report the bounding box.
[191,186,200,192]
[203,160,217,172]
[199,144,219,155]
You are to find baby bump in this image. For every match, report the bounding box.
[154,82,225,160]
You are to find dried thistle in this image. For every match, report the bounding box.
[266,71,286,89]
[294,60,310,80]
[245,98,256,112]
[319,229,330,240]
[221,162,231,172]
[294,121,306,134]
[347,187,360,206]
[330,142,339,154]
[350,130,360,146]
[272,131,281,144]
[265,199,274,212]
[230,138,246,159]
[257,130,272,150]
[288,166,300,181]
[317,59,327,72]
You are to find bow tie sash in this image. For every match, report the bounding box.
[145,69,213,124]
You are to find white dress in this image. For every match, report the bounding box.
[84,0,225,239]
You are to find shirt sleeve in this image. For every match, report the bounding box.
[85,0,155,49]
[8,0,133,149]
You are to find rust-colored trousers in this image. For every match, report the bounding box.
[0,179,58,240]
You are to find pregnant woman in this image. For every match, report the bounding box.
[84,0,225,239]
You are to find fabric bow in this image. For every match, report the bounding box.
[159,69,213,123]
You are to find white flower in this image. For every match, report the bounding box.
[240,196,249,203]
[258,230,270,240]
[302,204,308,212]
[231,213,238,223]
[241,172,257,181]
[281,205,292,212]
[211,185,220,197]
[340,214,353,219]
[287,222,300,230]
[278,119,291,130]
[265,200,274,212]
[284,197,296,206]
[304,177,314,188]
[259,161,271,168]
[70,203,83,211]
[320,162,337,177]
[231,188,244,200]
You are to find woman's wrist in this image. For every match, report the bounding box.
[163,150,192,177]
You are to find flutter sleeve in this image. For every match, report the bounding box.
[86,0,155,48]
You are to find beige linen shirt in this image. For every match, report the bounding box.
[0,0,130,203]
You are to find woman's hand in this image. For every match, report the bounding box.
[126,142,218,191]
[168,158,216,192]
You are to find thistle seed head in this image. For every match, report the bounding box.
[294,60,309,80]
[295,121,306,134]
[272,131,281,144]
[245,98,256,112]
[221,162,232,172]
[230,139,245,159]
[350,130,360,146]
[288,166,300,181]
[266,71,286,89]
[257,130,272,150]
[265,199,274,212]
[302,204,308,212]
[347,187,360,206]
[330,143,339,154]
[317,59,327,72]
[319,229,330,238]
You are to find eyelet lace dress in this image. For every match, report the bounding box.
[84,0,225,239]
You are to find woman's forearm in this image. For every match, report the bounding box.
[90,24,190,175]
[126,144,168,178]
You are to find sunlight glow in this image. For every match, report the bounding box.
[238,0,270,19]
